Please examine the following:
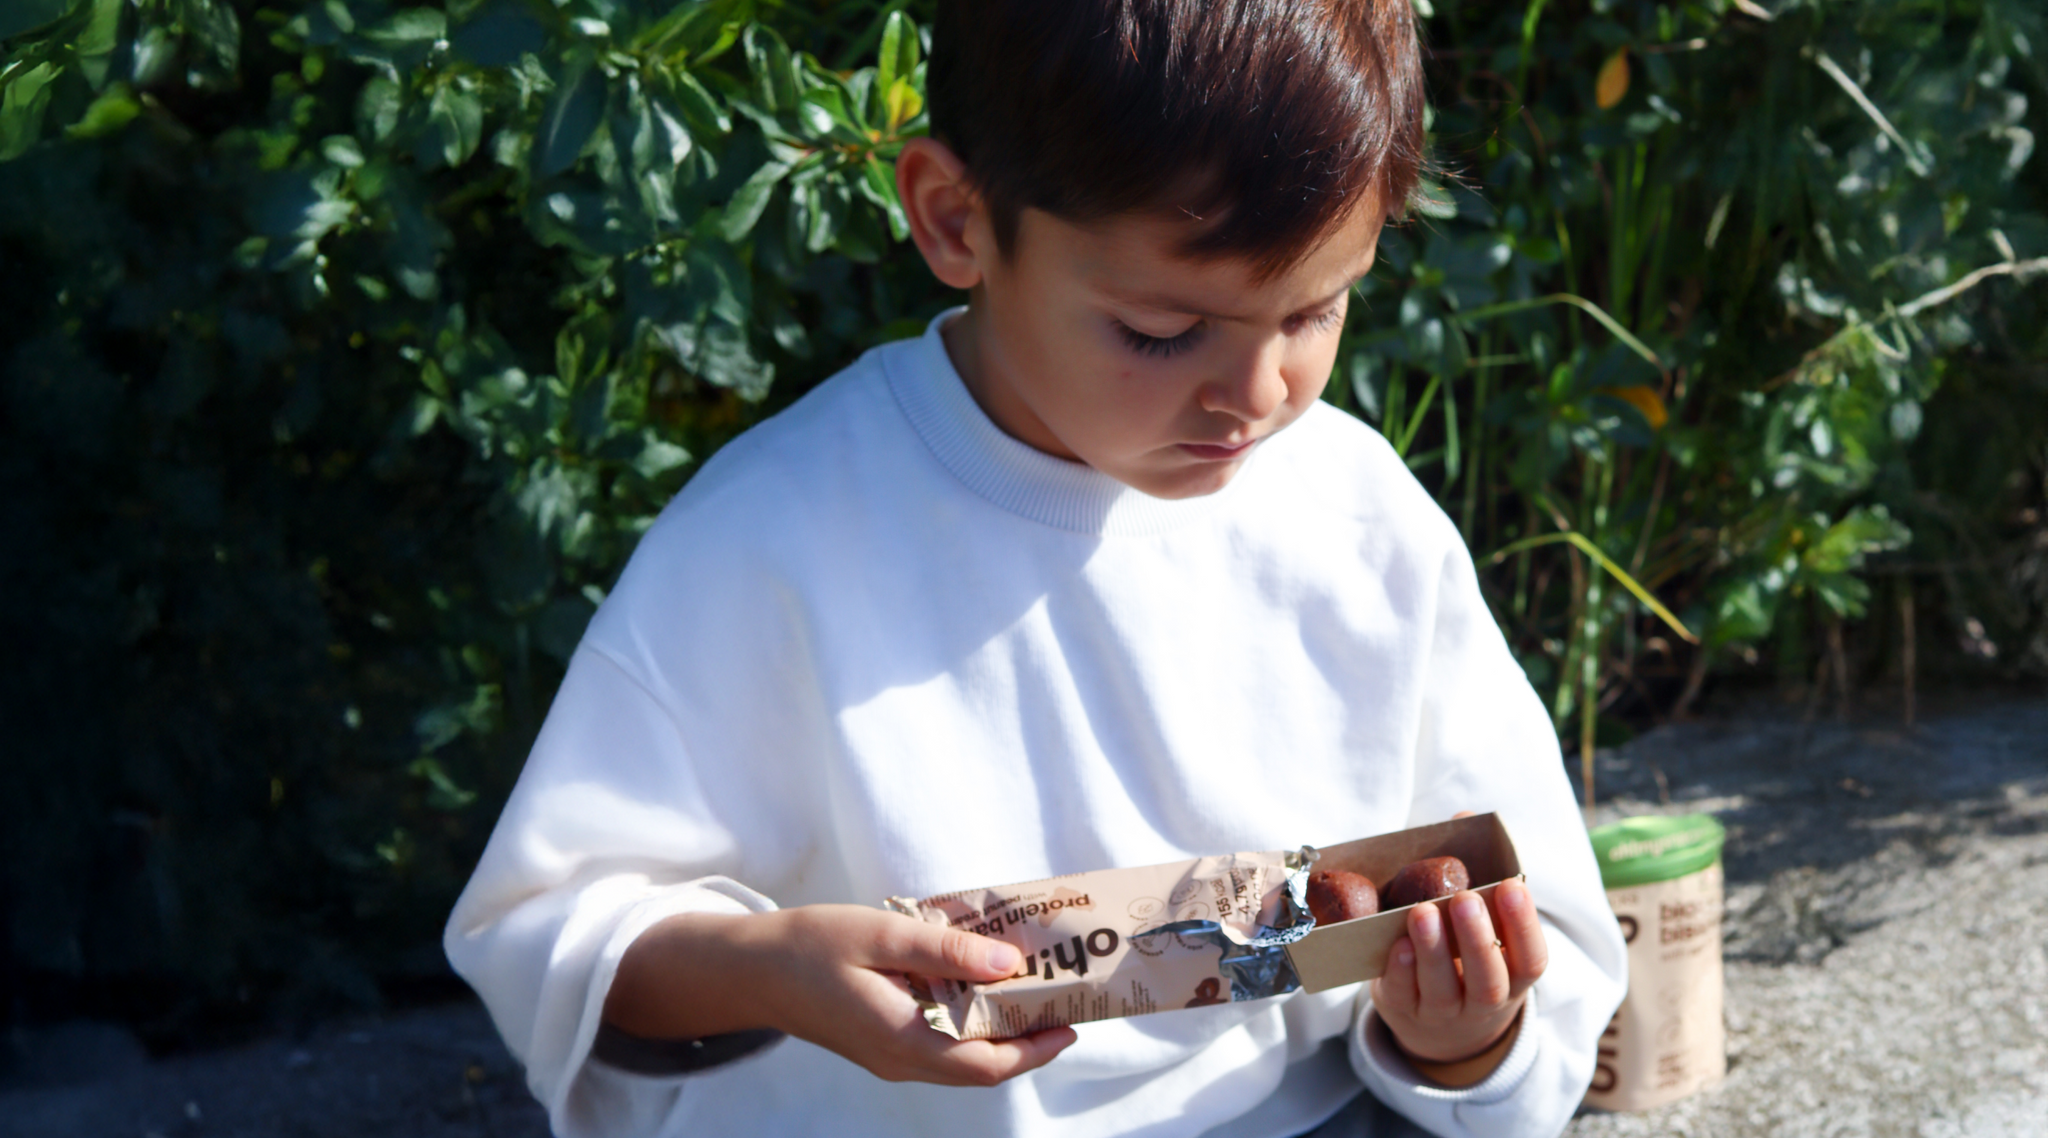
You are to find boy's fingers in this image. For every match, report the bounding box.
[1492,879,1549,997]
[1447,891,1511,1008]
[871,916,1023,982]
[1372,935,1420,1019]
[1408,901,1461,1017]
[951,1027,1079,1085]
[896,1025,1077,1087]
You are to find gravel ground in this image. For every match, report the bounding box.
[1565,695,2048,1138]
[4,696,2043,1138]
[0,1002,547,1138]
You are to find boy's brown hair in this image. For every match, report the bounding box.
[929,0,1426,278]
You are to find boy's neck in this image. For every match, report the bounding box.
[940,301,1085,464]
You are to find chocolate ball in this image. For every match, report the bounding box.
[1382,856,1472,909]
[1306,870,1379,925]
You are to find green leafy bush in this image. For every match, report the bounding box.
[1,0,950,1038]
[1,0,2042,1038]
[1350,0,2048,774]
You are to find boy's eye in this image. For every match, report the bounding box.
[1290,307,1346,337]
[1115,320,1203,359]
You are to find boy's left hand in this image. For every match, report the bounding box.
[1370,872,1548,1070]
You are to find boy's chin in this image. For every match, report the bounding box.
[1113,455,1247,501]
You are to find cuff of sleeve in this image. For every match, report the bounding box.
[1353,986,1544,1107]
[576,876,785,1081]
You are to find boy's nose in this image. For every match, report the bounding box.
[1200,343,1290,423]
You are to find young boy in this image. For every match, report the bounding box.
[446,2,1627,1135]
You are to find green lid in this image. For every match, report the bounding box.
[1588,814,1726,889]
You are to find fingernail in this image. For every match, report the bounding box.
[987,944,1020,973]
[1396,943,1415,966]
[1498,881,1524,911]
[1456,895,1486,924]
[1413,903,1440,938]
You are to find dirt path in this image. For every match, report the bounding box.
[5,698,2043,1138]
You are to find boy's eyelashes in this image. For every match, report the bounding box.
[1293,307,1347,336]
[1115,320,1203,358]
[1111,306,1347,360]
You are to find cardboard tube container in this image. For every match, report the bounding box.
[1583,814,1728,1112]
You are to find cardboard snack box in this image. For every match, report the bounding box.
[1284,812,1525,993]
[887,813,1524,1039]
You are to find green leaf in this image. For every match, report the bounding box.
[797,95,838,139]
[320,0,355,35]
[637,1,722,55]
[181,0,242,90]
[883,75,922,132]
[668,69,730,135]
[806,179,846,253]
[631,429,692,479]
[0,61,61,161]
[652,100,692,168]
[75,0,123,88]
[720,159,789,241]
[860,155,909,239]
[743,24,799,113]
[429,84,484,168]
[63,81,138,139]
[408,757,478,811]
[357,75,401,142]
[1711,579,1777,646]
[364,7,447,47]
[877,10,918,93]
[321,134,365,167]
[835,200,887,263]
[768,305,811,358]
[536,62,604,176]
[1411,177,1459,220]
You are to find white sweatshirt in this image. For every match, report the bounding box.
[446,311,1627,1138]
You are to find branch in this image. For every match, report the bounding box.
[1896,255,2048,318]
[1810,50,1929,177]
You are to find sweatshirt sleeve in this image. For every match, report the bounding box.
[1346,536,1629,1137]
[443,645,785,1138]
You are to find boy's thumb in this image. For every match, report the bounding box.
[893,925,1024,981]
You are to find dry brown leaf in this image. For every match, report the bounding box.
[1597,48,1631,109]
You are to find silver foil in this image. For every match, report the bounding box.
[1128,844,1321,1003]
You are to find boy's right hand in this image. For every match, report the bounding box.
[604,904,1076,1087]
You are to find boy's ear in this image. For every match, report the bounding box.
[896,138,987,291]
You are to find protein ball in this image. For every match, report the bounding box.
[1381,856,1472,909]
[1306,870,1379,925]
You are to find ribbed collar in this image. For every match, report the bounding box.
[884,308,1258,536]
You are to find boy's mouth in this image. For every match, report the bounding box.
[1178,438,1257,461]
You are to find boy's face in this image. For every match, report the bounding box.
[928,171,1385,500]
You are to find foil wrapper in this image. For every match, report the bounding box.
[1128,845,1320,1004]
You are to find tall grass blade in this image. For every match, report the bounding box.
[1489,531,1698,643]
[1449,293,1665,376]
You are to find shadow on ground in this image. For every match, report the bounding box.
[0,999,547,1138]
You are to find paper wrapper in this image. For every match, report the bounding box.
[886,848,1318,1040]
